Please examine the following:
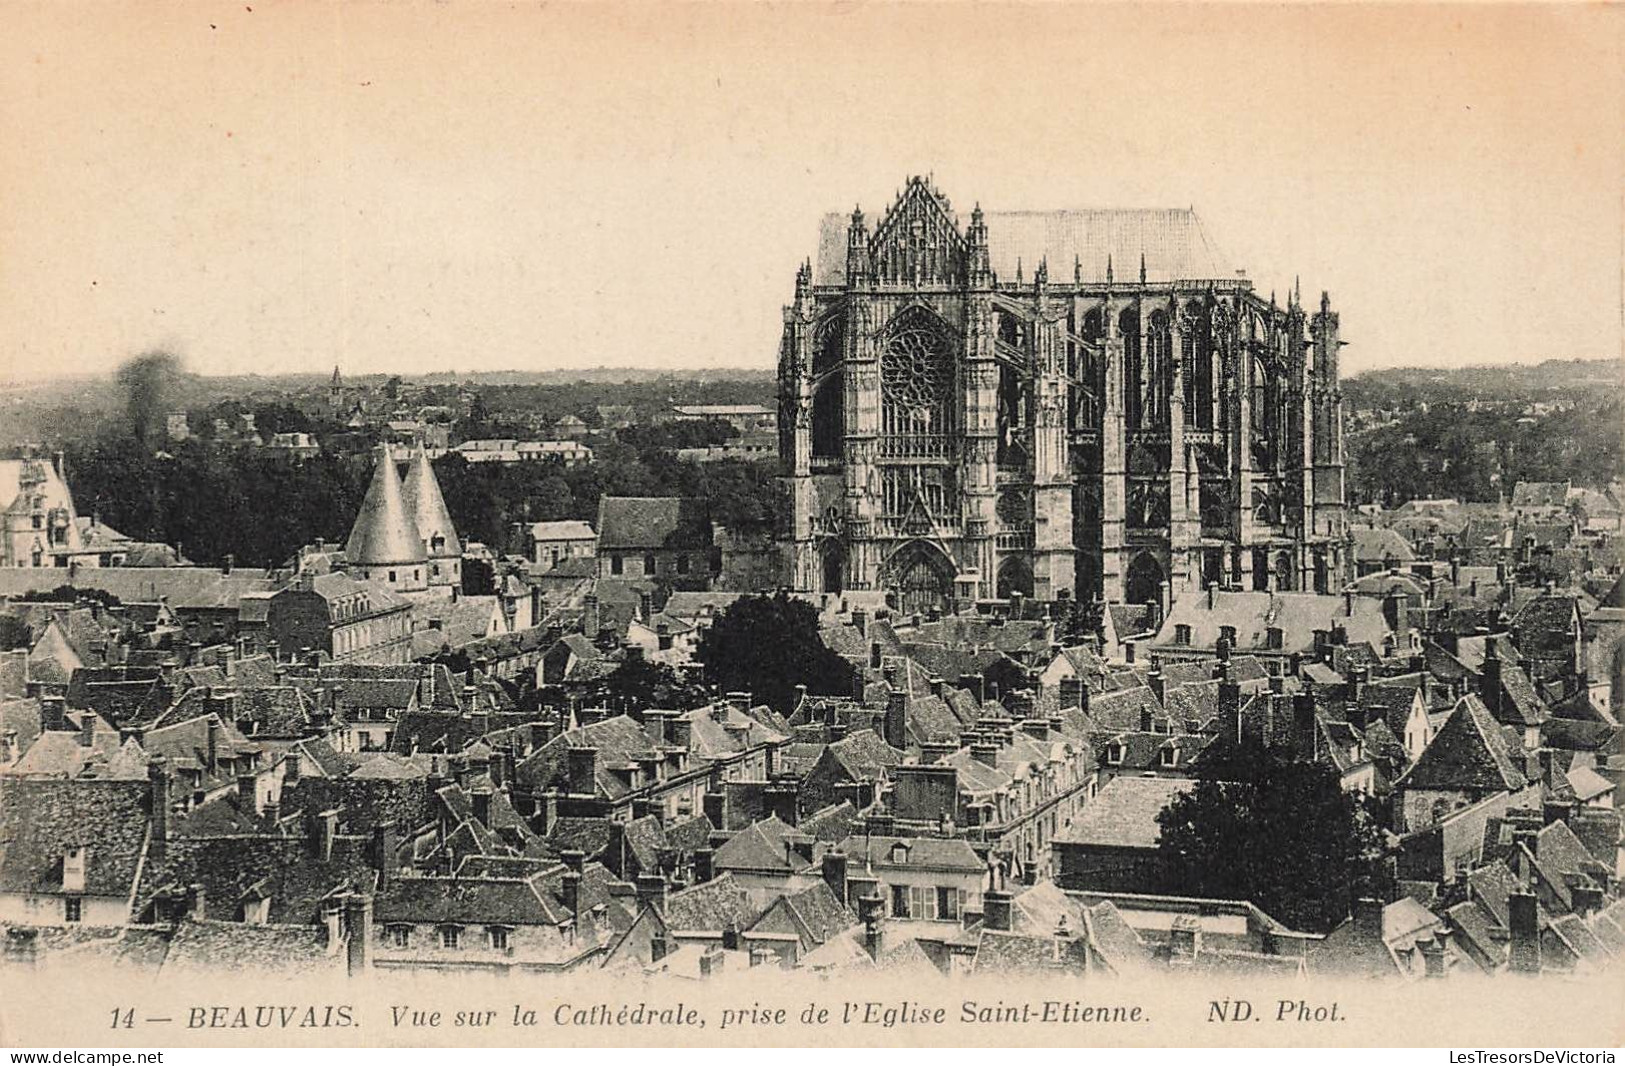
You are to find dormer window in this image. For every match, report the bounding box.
[389,924,411,948]
[1174,624,1192,646]
[1219,625,1237,647]
[1159,746,1177,768]
[439,925,462,950]
[1266,627,1284,650]
[890,842,910,865]
[1106,743,1124,766]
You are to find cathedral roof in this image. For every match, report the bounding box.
[814,206,1234,286]
[401,442,461,559]
[345,445,426,567]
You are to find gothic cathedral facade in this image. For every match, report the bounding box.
[779,177,1347,616]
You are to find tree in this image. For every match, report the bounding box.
[695,592,855,714]
[0,617,33,652]
[579,657,701,714]
[1155,735,1390,933]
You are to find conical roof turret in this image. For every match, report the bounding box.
[401,441,460,559]
[346,444,426,567]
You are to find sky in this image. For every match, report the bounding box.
[2,2,1620,385]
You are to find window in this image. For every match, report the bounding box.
[488,927,509,951]
[1174,624,1192,646]
[1219,625,1237,647]
[677,554,690,575]
[390,925,411,948]
[1159,746,1178,768]
[64,897,81,923]
[906,885,938,921]
[1266,627,1284,650]
[644,554,657,575]
[440,925,461,950]
[388,570,398,583]
[432,564,440,577]
[1106,743,1124,765]
[937,887,959,921]
[890,884,910,918]
[611,555,624,576]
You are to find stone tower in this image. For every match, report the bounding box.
[346,444,428,594]
[400,440,462,592]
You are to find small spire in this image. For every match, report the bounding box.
[1074,255,1082,284]
[1138,252,1147,284]
[1294,275,1302,307]
[1016,257,1024,283]
[1105,255,1114,285]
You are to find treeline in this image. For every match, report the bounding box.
[64,429,781,569]
[1347,395,1622,506]
[1344,357,1620,410]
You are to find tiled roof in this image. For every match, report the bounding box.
[1397,695,1527,794]
[814,204,1233,286]
[345,445,426,566]
[713,816,806,874]
[375,876,558,926]
[836,834,983,872]
[0,778,151,897]
[400,444,461,558]
[1054,776,1195,850]
[662,872,761,932]
[1155,591,1392,656]
[596,497,712,551]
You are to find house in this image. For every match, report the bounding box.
[263,573,414,666]
[709,815,817,906]
[797,729,903,816]
[670,404,777,434]
[528,521,597,570]
[1151,589,1392,666]
[1392,695,1536,832]
[832,834,985,925]
[0,776,154,927]
[1051,775,1196,894]
[596,497,718,582]
[1349,528,1416,577]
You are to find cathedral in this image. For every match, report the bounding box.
[778,176,1347,616]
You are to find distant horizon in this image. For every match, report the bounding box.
[2,4,1619,385]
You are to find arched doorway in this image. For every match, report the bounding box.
[820,540,845,595]
[884,540,955,617]
[1274,551,1296,592]
[996,556,1033,599]
[1125,552,1164,606]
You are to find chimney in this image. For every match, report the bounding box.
[858,892,884,960]
[1348,665,1369,707]
[1294,693,1318,759]
[1508,891,1540,974]
[582,593,600,642]
[884,690,908,750]
[1418,935,1446,979]
[692,847,715,885]
[236,773,257,813]
[982,888,1014,932]
[852,609,868,637]
[543,862,575,926]
[345,895,372,977]
[40,695,67,733]
[698,945,725,978]
[971,742,1000,768]
[821,848,848,904]
[1147,666,1165,703]
[1169,914,1202,961]
[206,717,221,773]
[566,746,598,796]
[471,790,492,827]
[185,882,207,922]
[1481,639,1504,716]
[371,822,398,889]
[635,873,668,915]
[869,641,882,670]
[78,713,96,748]
[147,757,171,862]
[1344,589,1355,617]
[312,808,339,863]
[1058,676,1083,710]
[1354,897,1383,942]
[1571,883,1604,917]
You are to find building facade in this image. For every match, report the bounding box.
[778,177,1347,615]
